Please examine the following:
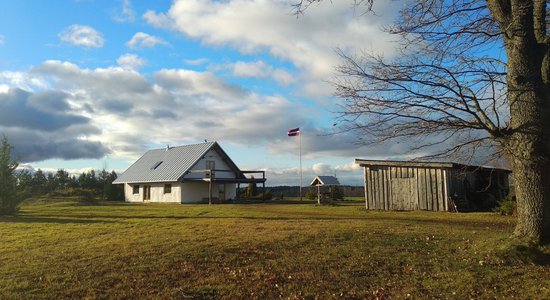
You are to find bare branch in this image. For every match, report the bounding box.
[291,0,373,16]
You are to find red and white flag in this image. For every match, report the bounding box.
[287,127,300,136]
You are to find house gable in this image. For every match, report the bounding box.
[310,176,340,186]
[182,145,244,181]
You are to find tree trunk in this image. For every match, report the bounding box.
[494,0,550,244]
[502,1,550,242]
[510,151,550,243]
[505,62,550,243]
[506,68,550,243]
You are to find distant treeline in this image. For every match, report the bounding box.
[265,185,364,198]
[16,169,123,201]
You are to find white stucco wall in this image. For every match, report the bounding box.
[123,182,181,203]
[122,180,238,204]
[124,183,142,203]
[181,182,209,203]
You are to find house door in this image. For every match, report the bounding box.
[143,185,151,201]
[219,184,225,202]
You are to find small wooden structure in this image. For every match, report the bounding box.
[355,159,510,212]
[310,175,340,205]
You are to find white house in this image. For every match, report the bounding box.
[113,142,265,203]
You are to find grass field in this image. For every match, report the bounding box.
[1,198,549,299]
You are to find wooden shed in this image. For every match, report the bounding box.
[355,159,511,212]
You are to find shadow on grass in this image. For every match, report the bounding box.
[496,244,550,266]
[13,211,512,230]
[0,216,116,224]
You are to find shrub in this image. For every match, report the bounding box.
[494,194,516,216]
[262,189,273,200]
[305,188,316,200]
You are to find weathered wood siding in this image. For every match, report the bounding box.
[364,166,450,211]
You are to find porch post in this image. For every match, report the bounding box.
[208,171,212,205]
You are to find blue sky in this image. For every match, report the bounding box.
[0,0,405,186]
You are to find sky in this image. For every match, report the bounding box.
[0,0,405,186]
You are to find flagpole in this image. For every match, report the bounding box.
[299,129,303,201]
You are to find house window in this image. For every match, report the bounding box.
[206,160,215,170]
[133,185,139,194]
[164,184,172,194]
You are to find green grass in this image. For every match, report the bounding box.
[1,197,549,299]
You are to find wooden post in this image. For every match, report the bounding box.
[317,184,321,205]
[208,170,212,205]
[263,181,266,201]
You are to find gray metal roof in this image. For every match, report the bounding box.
[114,142,221,184]
[310,176,340,186]
[354,159,511,172]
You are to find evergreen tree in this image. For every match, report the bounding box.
[16,169,33,195]
[31,169,47,195]
[0,136,24,214]
[54,169,70,190]
[331,185,344,201]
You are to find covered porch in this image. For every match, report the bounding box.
[184,169,266,204]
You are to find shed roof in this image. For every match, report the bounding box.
[113,142,244,184]
[310,175,340,186]
[354,159,511,172]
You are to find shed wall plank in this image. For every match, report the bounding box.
[443,169,449,211]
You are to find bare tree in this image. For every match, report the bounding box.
[294,0,550,244]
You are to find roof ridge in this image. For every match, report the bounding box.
[150,141,217,151]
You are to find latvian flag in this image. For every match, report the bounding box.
[287,127,300,137]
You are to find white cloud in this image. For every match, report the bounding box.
[117,54,146,71]
[144,0,399,98]
[1,58,430,183]
[58,24,104,48]
[0,70,48,91]
[127,32,169,48]
[16,164,106,177]
[230,60,293,86]
[184,58,209,66]
[113,0,135,23]
[25,60,305,159]
[142,10,174,29]
[232,60,270,77]
[2,59,409,167]
[0,35,5,46]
